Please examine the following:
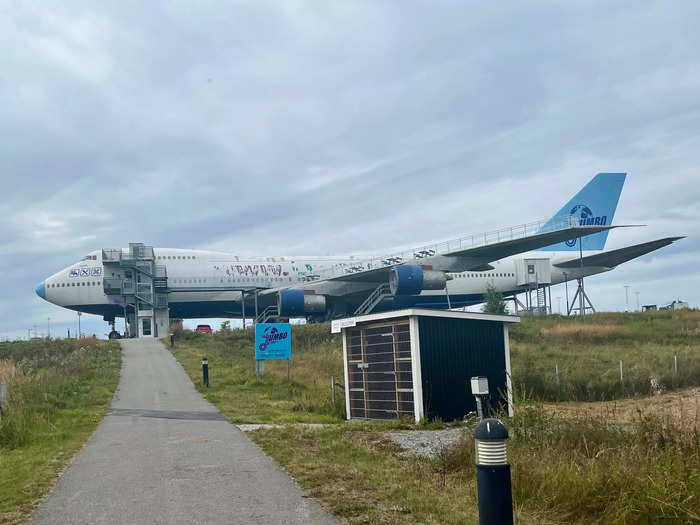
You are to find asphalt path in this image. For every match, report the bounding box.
[31,338,337,525]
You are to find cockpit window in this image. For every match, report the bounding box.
[82,255,97,261]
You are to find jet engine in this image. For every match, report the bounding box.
[389,265,449,295]
[277,289,327,317]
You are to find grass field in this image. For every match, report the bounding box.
[0,338,121,525]
[509,310,700,401]
[169,324,345,423]
[170,311,700,524]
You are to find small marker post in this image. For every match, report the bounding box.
[471,376,489,420]
[619,360,624,384]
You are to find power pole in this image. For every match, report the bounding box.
[624,285,630,312]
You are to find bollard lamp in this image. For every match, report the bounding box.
[474,418,508,465]
[473,418,513,525]
[201,357,209,387]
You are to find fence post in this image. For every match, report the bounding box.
[555,363,560,385]
[674,355,678,376]
[619,360,624,384]
[331,376,336,404]
[0,379,7,422]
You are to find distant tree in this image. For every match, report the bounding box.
[483,284,508,314]
[220,320,231,332]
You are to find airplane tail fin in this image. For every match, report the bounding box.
[538,172,626,251]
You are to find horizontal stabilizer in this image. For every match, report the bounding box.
[553,237,684,269]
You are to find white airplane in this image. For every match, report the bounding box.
[36,173,683,337]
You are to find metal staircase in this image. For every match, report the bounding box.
[102,243,169,337]
[353,283,393,317]
[537,287,546,312]
[255,306,279,324]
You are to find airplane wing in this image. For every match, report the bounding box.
[248,225,647,319]
[328,224,619,278]
[438,225,619,267]
[256,224,619,298]
[553,237,685,269]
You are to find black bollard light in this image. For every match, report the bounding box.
[202,357,209,387]
[474,418,513,525]
[170,333,174,348]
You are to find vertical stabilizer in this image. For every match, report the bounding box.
[538,172,626,251]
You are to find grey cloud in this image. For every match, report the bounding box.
[1,1,699,338]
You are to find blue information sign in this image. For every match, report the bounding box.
[255,323,292,360]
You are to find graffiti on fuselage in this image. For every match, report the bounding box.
[213,264,288,277]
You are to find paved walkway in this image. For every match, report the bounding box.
[31,338,337,525]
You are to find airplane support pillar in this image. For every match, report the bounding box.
[242,291,246,330]
[254,289,259,324]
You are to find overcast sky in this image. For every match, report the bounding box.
[1,1,698,339]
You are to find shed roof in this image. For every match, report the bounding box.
[332,308,520,332]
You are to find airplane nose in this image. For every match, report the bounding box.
[36,281,46,300]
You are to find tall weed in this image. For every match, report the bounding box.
[0,338,118,449]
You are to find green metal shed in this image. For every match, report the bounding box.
[332,308,520,423]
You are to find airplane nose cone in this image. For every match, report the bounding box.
[36,281,46,300]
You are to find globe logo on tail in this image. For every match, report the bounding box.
[566,204,601,247]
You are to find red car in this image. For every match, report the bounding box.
[195,324,212,334]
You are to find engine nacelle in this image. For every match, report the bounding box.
[277,289,327,317]
[389,265,448,295]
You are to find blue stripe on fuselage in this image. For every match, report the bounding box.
[67,292,519,320]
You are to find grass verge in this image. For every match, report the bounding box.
[251,405,699,524]
[168,324,344,423]
[0,338,121,525]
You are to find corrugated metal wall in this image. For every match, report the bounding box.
[418,317,508,421]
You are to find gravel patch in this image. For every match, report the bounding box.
[390,428,466,458]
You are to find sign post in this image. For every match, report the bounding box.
[255,323,292,380]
